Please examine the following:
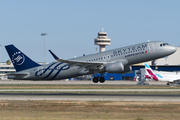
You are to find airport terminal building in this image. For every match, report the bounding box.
[0,63,15,79]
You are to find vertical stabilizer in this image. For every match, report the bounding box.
[5,44,41,72]
[145,63,153,75]
[144,63,158,81]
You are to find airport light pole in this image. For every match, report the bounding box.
[0,45,1,63]
[41,33,49,64]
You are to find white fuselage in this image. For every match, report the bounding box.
[153,71,180,82]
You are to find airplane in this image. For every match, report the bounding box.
[144,63,180,85]
[5,41,176,83]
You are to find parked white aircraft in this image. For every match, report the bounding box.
[5,41,176,83]
[144,63,180,85]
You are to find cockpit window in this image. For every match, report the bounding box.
[160,43,169,47]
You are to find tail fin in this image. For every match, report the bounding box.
[144,63,158,81]
[144,63,154,75]
[5,44,41,72]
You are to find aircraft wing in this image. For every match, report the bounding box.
[49,50,107,69]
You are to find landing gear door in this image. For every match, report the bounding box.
[148,43,155,53]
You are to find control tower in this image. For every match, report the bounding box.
[94,28,111,52]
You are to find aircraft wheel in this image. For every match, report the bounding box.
[167,82,170,85]
[93,77,98,83]
[99,77,105,83]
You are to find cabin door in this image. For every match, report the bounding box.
[148,43,155,53]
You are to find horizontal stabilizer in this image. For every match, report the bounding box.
[7,73,29,79]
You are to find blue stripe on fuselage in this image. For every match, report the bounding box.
[50,64,70,80]
[43,62,63,79]
[42,62,57,76]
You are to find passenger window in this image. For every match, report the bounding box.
[163,43,166,46]
[160,44,162,47]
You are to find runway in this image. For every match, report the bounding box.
[0,89,180,92]
[0,93,179,102]
[0,80,179,101]
[0,79,169,85]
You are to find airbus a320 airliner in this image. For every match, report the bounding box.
[5,41,176,83]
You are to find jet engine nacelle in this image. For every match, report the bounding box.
[123,65,132,73]
[105,61,132,73]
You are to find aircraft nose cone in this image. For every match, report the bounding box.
[168,46,177,54]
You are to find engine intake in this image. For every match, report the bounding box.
[105,61,131,73]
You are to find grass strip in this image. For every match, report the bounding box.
[0,100,180,120]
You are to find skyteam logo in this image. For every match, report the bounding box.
[35,62,70,80]
[12,52,25,65]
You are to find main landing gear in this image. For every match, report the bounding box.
[167,82,180,85]
[92,77,105,83]
[167,82,171,85]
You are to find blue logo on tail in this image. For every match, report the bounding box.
[12,52,25,65]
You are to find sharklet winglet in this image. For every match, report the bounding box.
[49,50,59,60]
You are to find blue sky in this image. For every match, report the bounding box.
[0,0,180,63]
